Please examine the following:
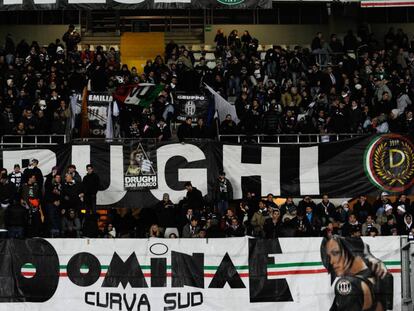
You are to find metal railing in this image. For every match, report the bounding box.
[218,133,367,144]
[71,137,158,144]
[0,135,68,148]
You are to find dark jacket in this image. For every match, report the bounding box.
[155,200,178,228]
[62,181,83,210]
[44,176,62,203]
[82,172,100,195]
[226,224,245,237]
[186,187,204,211]
[214,178,233,202]
[192,125,210,139]
[0,181,16,205]
[264,218,283,238]
[5,203,27,228]
[23,166,43,189]
[177,123,193,142]
[263,110,281,134]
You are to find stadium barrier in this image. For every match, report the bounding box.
[218,133,366,144]
[0,135,68,148]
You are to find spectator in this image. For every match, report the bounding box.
[297,195,316,215]
[61,173,84,214]
[353,194,373,223]
[62,209,81,238]
[332,201,349,226]
[21,175,43,237]
[343,30,358,52]
[342,213,360,237]
[220,114,238,135]
[315,194,335,226]
[228,30,241,50]
[67,164,82,184]
[251,200,267,237]
[182,216,200,238]
[329,34,343,53]
[264,208,283,238]
[399,214,414,235]
[62,24,81,53]
[5,201,27,238]
[46,198,62,238]
[0,173,15,212]
[373,192,392,219]
[184,182,204,212]
[381,215,398,236]
[192,117,210,139]
[155,193,178,231]
[148,224,162,238]
[304,205,322,236]
[177,117,193,142]
[394,194,412,215]
[377,204,395,226]
[23,159,43,190]
[214,29,227,55]
[241,30,252,49]
[103,223,117,238]
[82,164,100,214]
[265,193,278,210]
[362,215,381,236]
[280,197,296,217]
[226,217,245,237]
[214,171,233,216]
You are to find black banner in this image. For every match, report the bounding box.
[0,134,413,208]
[0,0,271,10]
[176,94,209,122]
[75,92,111,138]
[124,141,158,190]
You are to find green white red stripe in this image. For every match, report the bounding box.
[361,0,414,7]
[21,261,401,278]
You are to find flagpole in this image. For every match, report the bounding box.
[80,85,90,138]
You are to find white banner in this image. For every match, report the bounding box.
[0,237,401,311]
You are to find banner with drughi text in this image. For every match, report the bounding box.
[0,134,412,208]
[0,236,401,310]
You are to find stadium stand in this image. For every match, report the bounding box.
[1,4,414,311]
[0,24,413,239]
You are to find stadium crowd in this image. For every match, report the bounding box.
[0,25,413,139]
[0,160,413,239]
[0,25,413,239]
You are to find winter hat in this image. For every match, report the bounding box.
[397,205,406,213]
[56,46,64,54]
[391,109,399,117]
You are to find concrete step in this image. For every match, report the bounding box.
[165,31,204,46]
[81,35,121,47]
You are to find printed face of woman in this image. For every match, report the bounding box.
[326,239,346,276]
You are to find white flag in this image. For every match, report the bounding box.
[105,101,114,140]
[69,94,78,131]
[205,83,239,124]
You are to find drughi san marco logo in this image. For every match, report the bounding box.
[364,134,414,192]
[217,0,244,5]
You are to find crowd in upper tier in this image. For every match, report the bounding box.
[0,25,413,140]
